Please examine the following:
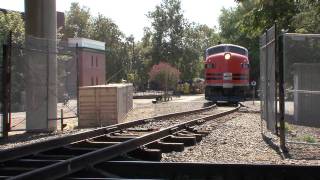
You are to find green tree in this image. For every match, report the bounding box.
[147,0,185,66]
[0,11,24,44]
[64,5,133,83]
[219,5,261,80]
[0,11,25,111]
[182,23,220,79]
[292,0,320,33]
[64,2,92,38]
[91,14,123,47]
[145,0,221,82]
[134,28,154,90]
[90,13,129,82]
[219,0,319,84]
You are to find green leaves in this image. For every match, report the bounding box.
[146,0,219,81]
[291,0,320,33]
[219,0,319,82]
[147,0,185,66]
[64,2,92,38]
[0,11,24,45]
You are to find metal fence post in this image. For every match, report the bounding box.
[274,22,279,136]
[46,39,50,128]
[264,29,269,128]
[76,43,79,117]
[2,32,12,138]
[7,32,12,131]
[278,32,286,152]
[60,109,64,131]
[252,86,255,105]
[1,44,8,138]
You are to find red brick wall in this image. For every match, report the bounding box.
[79,49,106,86]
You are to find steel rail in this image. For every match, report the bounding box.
[0,104,216,163]
[9,105,239,180]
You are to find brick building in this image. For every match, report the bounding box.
[59,38,106,100]
[68,38,106,86]
[0,8,107,99]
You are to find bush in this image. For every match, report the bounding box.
[148,62,180,90]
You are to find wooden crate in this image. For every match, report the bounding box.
[79,84,133,128]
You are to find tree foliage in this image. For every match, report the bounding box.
[292,0,320,33]
[90,13,129,83]
[0,11,24,44]
[219,0,320,83]
[64,4,131,83]
[147,0,185,66]
[61,0,320,90]
[64,2,92,38]
[0,11,25,110]
[145,0,219,81]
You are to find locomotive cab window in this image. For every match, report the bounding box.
[228,46,248,56]
[206,46,225,57]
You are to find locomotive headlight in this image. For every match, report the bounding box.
[224,53,231,60]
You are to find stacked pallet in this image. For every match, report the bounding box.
[79,84,133,128]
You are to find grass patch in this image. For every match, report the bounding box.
[301,135,316,143]
[284,122,294,134]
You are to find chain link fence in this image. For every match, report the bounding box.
[8,36,78,132]
[283,33,320,148]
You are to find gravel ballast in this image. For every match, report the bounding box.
[1,96,319,166]
[133,106,233,130]
[125,98,207,122]
[0,96,207,150]
[162,109,320,165]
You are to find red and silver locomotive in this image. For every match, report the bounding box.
[204,44,250,103]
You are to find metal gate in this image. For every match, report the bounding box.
[259,25,277,133]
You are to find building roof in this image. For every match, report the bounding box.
[68,38,105,51]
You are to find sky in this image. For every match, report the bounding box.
[1,0,237,40]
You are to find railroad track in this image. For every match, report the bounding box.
[1,104,318,180]
[0,103,225,179]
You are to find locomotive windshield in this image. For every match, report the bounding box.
[206,46,225,57]
[206,45,248,57]
[228,46,247,56]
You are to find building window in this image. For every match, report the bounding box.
[91,77,94,85]
[91,56,94,67]
[96,77,98,85]
[96,56,98,67]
